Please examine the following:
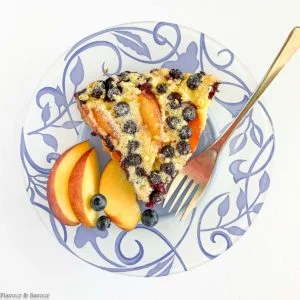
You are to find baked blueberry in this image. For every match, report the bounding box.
[91,81,106,98]
[179,125,192,139]
[166,116,180,129]
[104,77,116,90]
[122,154,142,167]
[141,209,159,227]
[123,120,137,134]
[127,140,140,153]
[160,145,175,158]
[150,190,165,204]
[96,216,111,231]
[208,82,220,99]
[156,83,167,94]
[104,135,114,151]
[187,74,200,89]
[167,92,182,109]
[160,162,175,176]
[149,171,162,186]
[119,71,130,82]
[176,141,191,155]
[135,167,147,177]
[169,69,183,80]
[107,86,121,100]
[114,101,130,117]
[182,105,196,122]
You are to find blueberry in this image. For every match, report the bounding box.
[114,101,130,117]
[169,69,183,80]
[187,74,200,90]
[127,140,140,153]
[148,171,162,186]
[167,92,182,109]
[156,83,167,94]
[119,71,130,82]
[138,82,152,93]
[208,82,220,99]
[141,209,159,227]
[91,82,106,99]
[90,194,107,211]
[176,141,190,155]
[123,120,137,134]
[179,125,192,139]
[107,86,121,100]
[135,167,147,177]
[160,162,175,176]
[122,154,142,167]
[166,116,180,129]
[104,77,116,90]
[96,216,111,231]
[103,135,114,151]
[167,92,182,101]
[160,145,175,158]
[182,105,196,122]
[150,190,165,204]
[196,71,205,81]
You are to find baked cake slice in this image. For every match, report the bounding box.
[75,68,219,205]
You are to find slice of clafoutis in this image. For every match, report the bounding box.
[75,68,219,205]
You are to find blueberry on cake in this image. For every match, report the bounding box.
[75,68,219,205]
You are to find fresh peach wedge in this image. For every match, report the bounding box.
[69,148,100,227]
[47,141,90,225]
[99,160,141,231]
[138,93,162,143]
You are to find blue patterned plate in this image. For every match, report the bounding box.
[20,22,274,277]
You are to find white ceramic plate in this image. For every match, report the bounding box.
[21,21,274,277]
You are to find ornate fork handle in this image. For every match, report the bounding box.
[212,27,300,153]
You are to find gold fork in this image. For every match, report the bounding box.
[163,26,300,220]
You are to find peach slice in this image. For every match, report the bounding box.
[99,160,141,231]
[138,93,162,143]
[69,148,100,227]
[47,141,90,225]
[91,108,117,138]
[189,113,202,153]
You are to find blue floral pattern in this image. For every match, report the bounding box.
[20,22,274,277]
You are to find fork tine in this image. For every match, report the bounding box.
[168,179,193,213]
[174,183,199,217]
[181,185,207,221]
[163,174,186,208]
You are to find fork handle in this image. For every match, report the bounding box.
[212,27,300,153]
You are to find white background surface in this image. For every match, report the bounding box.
[1,0,300,299]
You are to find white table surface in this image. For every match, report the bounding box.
[1,0,300,299]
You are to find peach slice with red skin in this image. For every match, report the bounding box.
[188,112,202,153]
[69,148,100,227]
[91,108,117,138]
[99,160,141,231]
[47,141,90,225]
[138,93,162,144]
